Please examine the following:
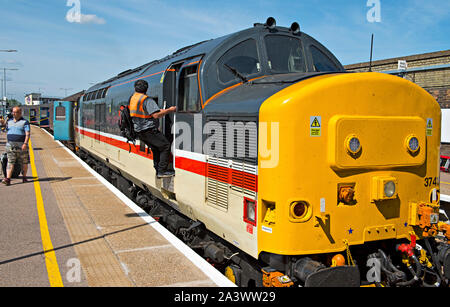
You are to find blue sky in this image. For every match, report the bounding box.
[0,0,449,102]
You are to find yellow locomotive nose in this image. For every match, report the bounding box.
[257,72,441,257]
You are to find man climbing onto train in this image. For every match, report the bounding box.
[129,79,176,178]
[0,106,30,186]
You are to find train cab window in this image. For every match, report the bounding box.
[178,65,200,112]
[310,45,339,72]
[217,39,260,84]
[55,106,66,121]
[265,35,306,73]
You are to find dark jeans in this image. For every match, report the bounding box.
[137,129,171,173]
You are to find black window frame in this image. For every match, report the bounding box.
[264,34,307,74]
[177,64,201,113]
[216,38,261,85]
[309,45,340,72]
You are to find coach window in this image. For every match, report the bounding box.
[310,45,339,72]
[178,64,200,112]
[96,90,103,100]
[265,35,306,73]
[55,105,66,121]
[217,39,260,84]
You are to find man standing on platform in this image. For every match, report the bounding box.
[0,106,30,186]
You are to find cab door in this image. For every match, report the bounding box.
[173,56,203,152]
[165,56,204,218]
[161,55,203,159]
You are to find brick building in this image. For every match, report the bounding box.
[345,50,450,109]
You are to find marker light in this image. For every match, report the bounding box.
[346,135,361,155]
[244,198,257,226]
[248,203,256,221]
[405,135,420,154]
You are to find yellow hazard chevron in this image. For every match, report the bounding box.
[311,117,321,128]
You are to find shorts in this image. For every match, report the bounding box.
[5,143,30,165]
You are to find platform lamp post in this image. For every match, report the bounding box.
[2,67,19,99]
[1,68,19,117]
[0,49,18,97]
[0,49,18,116]
[60,87,73,98]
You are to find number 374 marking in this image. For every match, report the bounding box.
[424,177,438,187]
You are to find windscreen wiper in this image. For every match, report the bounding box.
[224,63,248,83]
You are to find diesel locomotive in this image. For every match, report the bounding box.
[52,18,450,286]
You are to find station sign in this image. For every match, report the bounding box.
[398,60,408,71]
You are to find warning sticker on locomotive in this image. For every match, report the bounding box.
[310,116,322,137]
[426,118,433,136]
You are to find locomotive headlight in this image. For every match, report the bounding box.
[372,176,398,201]
[384,181,396,198]
[405,135,420,154]
[345,135,361,155]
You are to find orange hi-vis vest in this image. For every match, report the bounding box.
[129,92,152,119]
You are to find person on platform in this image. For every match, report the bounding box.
[0,106,30,186]
[129,79,176,178]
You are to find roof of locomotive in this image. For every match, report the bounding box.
[85,22,344,94]
[85,31,235,92]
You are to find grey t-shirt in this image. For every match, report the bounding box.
[132,97,160,132]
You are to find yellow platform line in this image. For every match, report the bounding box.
[29,139,64,287]
[441,181,450,185]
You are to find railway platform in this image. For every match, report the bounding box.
[442,171,450,203]
[0,126,234,287]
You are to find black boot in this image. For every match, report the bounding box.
[157,170,175,178]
